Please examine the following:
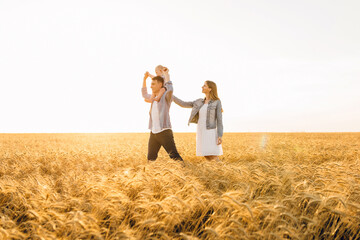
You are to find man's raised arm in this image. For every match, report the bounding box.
[142,72,152,99]
[163,70,173,102]
[163,68,170,83]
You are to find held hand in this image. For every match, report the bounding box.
[217,137,222,145]
[163,67,169,74]
[144,71,150,79]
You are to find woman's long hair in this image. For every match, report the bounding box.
[206,80,223,112]
[206,80,220,101]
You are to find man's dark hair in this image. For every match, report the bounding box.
[152,76,164,87]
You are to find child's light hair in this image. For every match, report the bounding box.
[155,65,164,71]
[155,65,168,75]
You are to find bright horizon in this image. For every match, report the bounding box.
[1,0,359,133]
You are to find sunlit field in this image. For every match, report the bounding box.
[1,133,359,239]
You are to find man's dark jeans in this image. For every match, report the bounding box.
[148,129,183,161]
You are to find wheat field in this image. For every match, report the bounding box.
[0,133,359,239]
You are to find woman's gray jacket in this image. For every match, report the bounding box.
[172,96,223,137]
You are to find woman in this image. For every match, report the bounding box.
[173,81,223,161]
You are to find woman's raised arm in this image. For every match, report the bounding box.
[173,95,194,108]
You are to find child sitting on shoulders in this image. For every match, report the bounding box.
[144,65,168,103]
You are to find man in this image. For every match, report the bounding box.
[142,67,184,164]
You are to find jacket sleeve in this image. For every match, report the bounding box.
[216,100,223,138]
[142,87,151,99]
[173,95,194,108]
[165,81,173,103]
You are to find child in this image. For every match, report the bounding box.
[144,65,168,103]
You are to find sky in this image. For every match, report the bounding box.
[0,0,359,133]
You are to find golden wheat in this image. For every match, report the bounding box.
[0,133,359,239]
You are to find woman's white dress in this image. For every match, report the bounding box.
[196,104,223,156]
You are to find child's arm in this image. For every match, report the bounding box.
[153,87,166,101]
[149,73,155,79]
[144,93,156,103]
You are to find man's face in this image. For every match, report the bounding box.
[151,80,162,94]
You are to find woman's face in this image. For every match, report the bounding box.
[202,82,211,94]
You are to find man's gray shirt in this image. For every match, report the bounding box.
[142,81,173,131]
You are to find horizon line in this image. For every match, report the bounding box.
[1,131,359,134]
